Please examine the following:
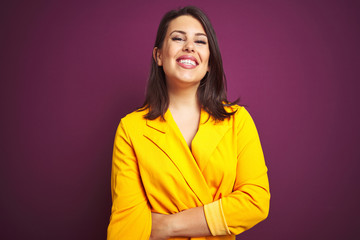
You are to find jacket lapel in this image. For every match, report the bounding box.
[191,109,231,173]
[143,109,213,205]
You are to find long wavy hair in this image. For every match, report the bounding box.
[139,6,238,121]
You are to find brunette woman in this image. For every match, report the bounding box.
[107,6,270,240]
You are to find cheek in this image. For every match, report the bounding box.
[200,49,210,64]
[162,49,176,66]
[202,55,210,68]
[164,42,179,56]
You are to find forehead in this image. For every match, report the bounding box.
[167,15,206,35]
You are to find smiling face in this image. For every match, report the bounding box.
[154,15,210,89]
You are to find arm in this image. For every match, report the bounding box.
[150,206,211,240]
[206,108,270,235]
[107,120,152,240]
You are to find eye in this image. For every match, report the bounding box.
[195,40,207,45]
[172,37,184,41]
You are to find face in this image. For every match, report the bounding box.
[154,15,210,89]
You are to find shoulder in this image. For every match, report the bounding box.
[116,108,148,133]
[222,104,259,134]
[224,104,252,121]
[122,108,147,124]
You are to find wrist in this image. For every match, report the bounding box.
[167,212,182,237]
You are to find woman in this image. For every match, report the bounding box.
[107,6,270,240]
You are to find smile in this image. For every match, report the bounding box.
[176,55,199,69]
[179,59,196,66]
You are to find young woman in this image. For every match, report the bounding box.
[107,6,270,240]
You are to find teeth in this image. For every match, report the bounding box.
[179,59,196,66]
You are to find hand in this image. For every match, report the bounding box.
[150,212,173,240]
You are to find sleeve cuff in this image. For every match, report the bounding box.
[204,199,231,236]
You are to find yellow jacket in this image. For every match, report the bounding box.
[107,105,270,240]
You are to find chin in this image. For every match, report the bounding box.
[179,73,206,83]
[178,76,202,84]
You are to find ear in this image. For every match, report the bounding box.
[153,47,162,66]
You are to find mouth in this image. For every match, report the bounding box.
[176,55,199,68]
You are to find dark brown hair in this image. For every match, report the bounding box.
[140,6,238,121]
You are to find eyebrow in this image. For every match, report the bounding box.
[170,30,207,37]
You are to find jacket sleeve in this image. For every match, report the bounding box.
[204,108,270,236]
[107,120,152,240]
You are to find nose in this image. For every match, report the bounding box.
[183,40,195,52]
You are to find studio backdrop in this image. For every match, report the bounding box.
[1,0,359,239]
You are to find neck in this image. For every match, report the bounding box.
[167,82,200,111]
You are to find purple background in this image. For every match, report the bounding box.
[1,0,359,239]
